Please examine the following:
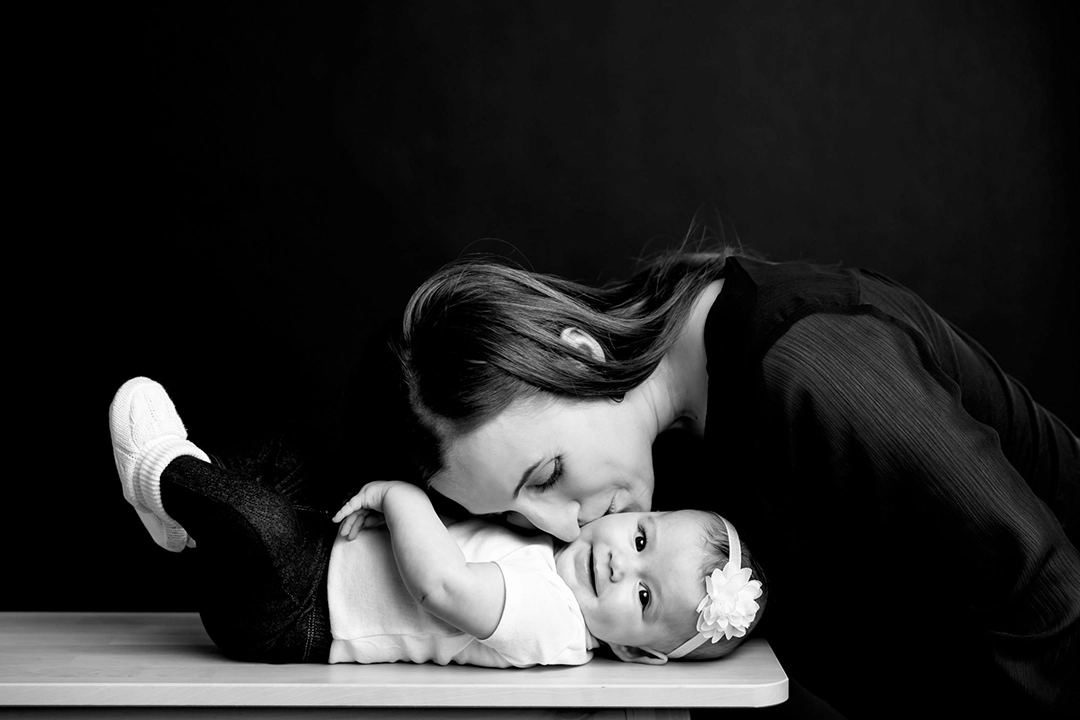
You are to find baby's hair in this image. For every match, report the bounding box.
[675,510,769,662]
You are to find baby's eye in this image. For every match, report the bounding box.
[638,585,650,609]
[635,529,647,552]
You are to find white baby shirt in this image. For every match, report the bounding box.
[327,519,596,667]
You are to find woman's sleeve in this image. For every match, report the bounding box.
[763,312,1079,711]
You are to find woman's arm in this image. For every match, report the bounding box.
[333,481,505,640]
[766,312,1079,710]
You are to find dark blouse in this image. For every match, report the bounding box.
[671,257,1078,718]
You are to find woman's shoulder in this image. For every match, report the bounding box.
[762,311,924,383]
[705,256,863,370]
[708,256,953,372]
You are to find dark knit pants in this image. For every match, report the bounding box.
[160,441,335,663]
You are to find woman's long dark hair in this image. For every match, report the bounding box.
[398,236,742,481]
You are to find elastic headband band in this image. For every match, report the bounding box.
[666,516,762,659]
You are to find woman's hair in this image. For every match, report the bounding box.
[397,238,742,480]
[675,510,769,662]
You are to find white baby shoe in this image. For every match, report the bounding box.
[109,377,209,552]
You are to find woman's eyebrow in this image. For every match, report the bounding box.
[513,458,543,498]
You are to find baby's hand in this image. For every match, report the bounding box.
[331,480,409,540]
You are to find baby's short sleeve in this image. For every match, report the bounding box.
[480,554,593,667]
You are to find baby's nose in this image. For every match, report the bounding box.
[608,550,626,582]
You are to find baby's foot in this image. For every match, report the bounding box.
[109,377,209,552]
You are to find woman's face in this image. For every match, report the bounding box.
[429,394,656,541]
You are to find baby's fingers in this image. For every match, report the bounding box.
[331,501,360,523]
[338,511,364,538]
[347,511,385,539]
[349,513,372,539]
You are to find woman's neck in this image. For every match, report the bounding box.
[638,279,724,437]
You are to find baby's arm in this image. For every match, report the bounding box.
[332,481,505,640]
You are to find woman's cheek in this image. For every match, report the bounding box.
[504,512,535,530]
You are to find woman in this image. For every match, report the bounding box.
[395,244,1078,718]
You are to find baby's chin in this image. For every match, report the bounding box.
[576,619,685,657]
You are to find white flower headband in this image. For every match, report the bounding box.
[667,516,763,659]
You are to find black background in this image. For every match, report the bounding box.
[12,0,1076,610]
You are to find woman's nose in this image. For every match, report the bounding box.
[531,503,581,542]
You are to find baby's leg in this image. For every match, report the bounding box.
[162,453,335,663]
[109,378,334,663]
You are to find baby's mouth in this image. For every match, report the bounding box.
[589,548,597,595]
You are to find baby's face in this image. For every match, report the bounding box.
[555,510,706,654]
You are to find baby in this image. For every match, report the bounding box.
[330,481,767,667]
[109,376,766,667]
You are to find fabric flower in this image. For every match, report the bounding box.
[695,561,763,642]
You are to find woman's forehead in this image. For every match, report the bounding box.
[430,431,528,506]
[437,394,598,477]
[441,397,564,469]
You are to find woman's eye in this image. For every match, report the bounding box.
[638,586,650,609]
[534,456,562,493]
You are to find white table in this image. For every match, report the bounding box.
[0,613,787,718]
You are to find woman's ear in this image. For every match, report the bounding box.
[559,327,606,361]
[610,644,669,665]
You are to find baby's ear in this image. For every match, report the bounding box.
[610,644,668,665]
